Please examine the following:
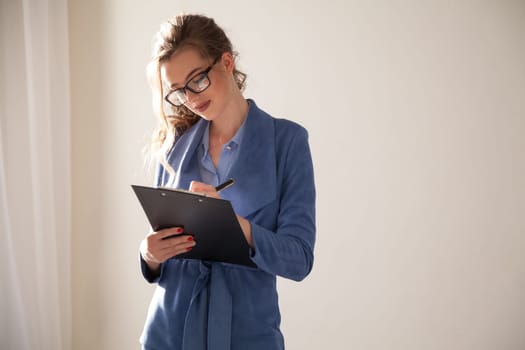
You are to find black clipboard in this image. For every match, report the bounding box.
[132,184,256,267]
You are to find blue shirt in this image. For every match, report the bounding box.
[140,100,316,350]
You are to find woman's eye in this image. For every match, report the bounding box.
[192,73,206,85]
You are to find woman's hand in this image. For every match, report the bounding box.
[189,180,221,199]
[140,227,196,274]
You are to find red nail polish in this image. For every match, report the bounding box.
[187,236,193,241]
[176,227,183,233]
[186,247,192,251]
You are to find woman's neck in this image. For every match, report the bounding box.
[209,94,249,144]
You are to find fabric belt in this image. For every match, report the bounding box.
[181,262,232,350]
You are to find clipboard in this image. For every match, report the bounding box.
[131,184,256,267]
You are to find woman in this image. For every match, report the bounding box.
[139,14,316,350]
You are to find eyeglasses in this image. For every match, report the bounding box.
[164,58,219,107]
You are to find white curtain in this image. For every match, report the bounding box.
[0,0,71,349]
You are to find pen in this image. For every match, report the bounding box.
[215,178,234,192]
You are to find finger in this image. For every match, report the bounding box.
[145,233,186,258]
[189,181,215,194]
[170,241,197,257]
[158,234,195,251]
[159,240,197,261]
[154,226,184,239]
[146,227,181,240]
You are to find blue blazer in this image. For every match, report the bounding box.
[140,100,316,350]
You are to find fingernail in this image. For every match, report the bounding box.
[176,227,183,233]
[187,236,193,241]
[186,247,193,251]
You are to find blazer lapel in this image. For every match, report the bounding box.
[226,101,277,217]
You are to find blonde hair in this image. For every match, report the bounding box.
[146,14,247,175]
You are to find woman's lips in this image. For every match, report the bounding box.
[195,100,210,113]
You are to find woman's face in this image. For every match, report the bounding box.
[160,46,235,121]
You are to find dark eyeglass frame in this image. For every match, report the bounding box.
[164,57,220,107]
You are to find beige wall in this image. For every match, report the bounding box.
[70,1,525,349]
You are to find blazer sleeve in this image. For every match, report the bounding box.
[249,126,316,281]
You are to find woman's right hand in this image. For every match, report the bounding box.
[140,227,196,274]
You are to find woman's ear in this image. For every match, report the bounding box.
[220,52,235,73]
